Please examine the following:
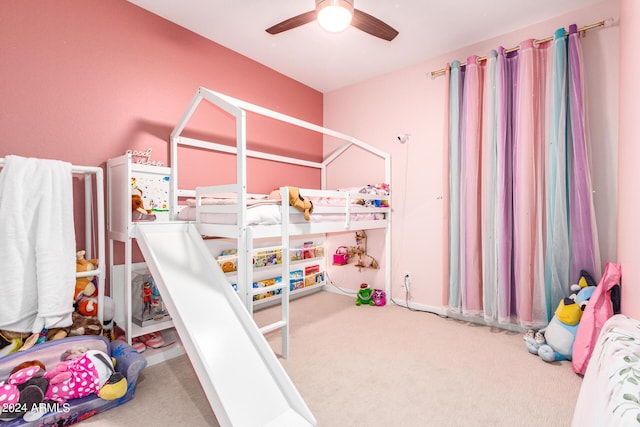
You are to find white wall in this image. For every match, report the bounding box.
[323,0,619,310]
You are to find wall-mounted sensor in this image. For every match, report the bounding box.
[397,133,410,143]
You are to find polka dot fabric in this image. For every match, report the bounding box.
[8,365,41,385]
[0,365,43,408]
[45,353,100,404]
[0,382,19,405]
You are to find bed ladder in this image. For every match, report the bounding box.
[244,223,291,359]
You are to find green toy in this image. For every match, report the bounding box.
[356,283,375,306]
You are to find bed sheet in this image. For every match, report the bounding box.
[176,204,385,225]
[571,314,640,426]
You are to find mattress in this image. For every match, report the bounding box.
[176,203,385,225]
[177,186,388,226]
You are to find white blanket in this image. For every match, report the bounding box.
[0,155,76,333]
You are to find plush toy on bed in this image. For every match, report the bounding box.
[356,283,375,306]
[525,270,597,362]
[288,187,313,221]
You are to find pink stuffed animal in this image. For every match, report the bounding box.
[44,350,126,404]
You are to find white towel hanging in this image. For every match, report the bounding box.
[0,155,76,333]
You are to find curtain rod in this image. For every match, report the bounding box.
[429,18,614,79]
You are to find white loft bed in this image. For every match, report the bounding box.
[170,87,391,303]
[0,157,106,324]
[168,87,391,358]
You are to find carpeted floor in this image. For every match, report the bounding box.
[84,291,583,426]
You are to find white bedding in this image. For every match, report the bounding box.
[177,188,388,226]
[571,314,640,426]
[177,204,385,225]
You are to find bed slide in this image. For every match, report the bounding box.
[134,222,316,427]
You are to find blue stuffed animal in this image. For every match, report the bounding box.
[525,271,596,362]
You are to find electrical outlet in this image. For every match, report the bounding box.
[403,272,411,292]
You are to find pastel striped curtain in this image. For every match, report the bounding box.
[446,25,601,329]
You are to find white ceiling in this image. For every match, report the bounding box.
[127,0,604,93]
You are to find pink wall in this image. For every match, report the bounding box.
[0,0,323,250]
[324,0,621,312]
[617,0,640,318]
[3,0,630,317]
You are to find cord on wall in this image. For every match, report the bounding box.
[403,273,411,292]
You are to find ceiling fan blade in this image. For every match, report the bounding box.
[352,9,399,41]
[266,10,317,35]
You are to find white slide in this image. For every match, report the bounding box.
[135,222,316,427]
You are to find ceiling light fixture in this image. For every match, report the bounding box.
[316,0,354,33]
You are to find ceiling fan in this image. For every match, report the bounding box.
[266,0,399,41]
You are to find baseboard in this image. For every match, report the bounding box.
[389,298,447,316]
[388,299,527,333]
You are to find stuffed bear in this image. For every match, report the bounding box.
[288,187,313,221]
[356,283,375,306]
[525,270,597,362]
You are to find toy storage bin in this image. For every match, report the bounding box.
[0,335,146,426]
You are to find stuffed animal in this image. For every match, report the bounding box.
[525,270,597,362]
[356,283,375,306]
[131,187,156,221]
[0,361,49,421]
[19,250,102,346]
[74,251,116,326]
[372,289,386,306]
[68,312,103,337]
[76,293,115,320]
[0,331,23,358]
[74,250,98,302]
[288,187,313,221]
[44,349,127,404]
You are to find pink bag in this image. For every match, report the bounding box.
[333,246,349,265]
[572,262,622,375]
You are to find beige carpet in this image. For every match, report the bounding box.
[84,291,583,426]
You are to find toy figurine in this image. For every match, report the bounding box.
[151,282,168,320]
[142,281,153,318]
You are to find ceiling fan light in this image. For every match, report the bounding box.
[316,0,354,33]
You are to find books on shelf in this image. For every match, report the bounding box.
[291,241,324,261]
[305,265,323,287]
[217,241,325,274]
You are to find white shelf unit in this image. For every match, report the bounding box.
[106,154,182,364]
[206,236,327,313]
